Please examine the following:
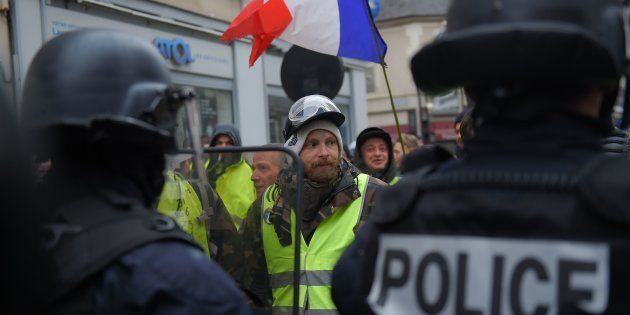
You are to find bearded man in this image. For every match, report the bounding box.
[240,95,386,312]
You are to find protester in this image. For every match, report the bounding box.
[250,144,283,198]
[241,95,386,312]
[22,29,250,314]
[353,127,398,185]
[207,125,257,229]
[333,0,630,313]
[392,133,421,170]
[157,154,244,279]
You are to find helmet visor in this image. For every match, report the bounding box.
[287,95,341,126]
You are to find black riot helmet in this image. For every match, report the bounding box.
[412,0,626,95]
[282,94,345,141]
[21,29,191,151]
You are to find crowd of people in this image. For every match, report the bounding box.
[5,0,630,314]
[152,98,452,312]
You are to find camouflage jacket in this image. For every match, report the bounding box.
[163,178,245,282]
[239,160,386,306]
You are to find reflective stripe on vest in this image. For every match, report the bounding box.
[389,176,399,185]
[261,173,369,313]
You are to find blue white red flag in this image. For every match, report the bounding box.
[221,0,388,66]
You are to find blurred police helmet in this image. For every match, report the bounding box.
[411,0,625,95]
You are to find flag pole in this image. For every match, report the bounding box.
[363,0,406,155]
[380,62,406,155]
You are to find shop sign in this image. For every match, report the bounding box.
[153,37,195,65]
[45,6,233,78]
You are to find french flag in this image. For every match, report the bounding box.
[220,0,387,66]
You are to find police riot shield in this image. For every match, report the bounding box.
[155,90,303,314]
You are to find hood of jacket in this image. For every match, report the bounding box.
[211,124,242,147]
[207,124,243,173]
[352,127,397,183]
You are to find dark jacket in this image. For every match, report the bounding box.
[399,144,454,175]
[353,127,397,184]
[332,114,630,314]
[42,168,251,315]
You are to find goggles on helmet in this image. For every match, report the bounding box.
[283,95,345,140]
[288,95,341,124]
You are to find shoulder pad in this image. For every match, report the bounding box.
[578,155,630,224]
[370,165,435,225]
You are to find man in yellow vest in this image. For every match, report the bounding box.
[207,125,257,229]
[241,95,387,313]
[157,154,244,279]
[250,144,284,198]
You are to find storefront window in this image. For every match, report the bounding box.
[268,94,293,143]
[177,85,233,137]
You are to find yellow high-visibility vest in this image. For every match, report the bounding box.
[214,159,256,229]
[261,174,369,314]
[157,171,211,256]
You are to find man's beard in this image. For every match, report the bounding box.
[305,157,340,183]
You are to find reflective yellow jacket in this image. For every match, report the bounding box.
[214,159,256,229]
[157,171,210,256]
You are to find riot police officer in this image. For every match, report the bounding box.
[332,0,630,314]
[22,29,250,314]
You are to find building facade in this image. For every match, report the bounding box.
[367,0,465,144]
[4,0,369,145]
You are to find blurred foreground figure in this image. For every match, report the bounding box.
[399,144,454,176]
[23,29,250,314]
[333,1,630,314]
[0,84,50,314]
[601,127,630,158]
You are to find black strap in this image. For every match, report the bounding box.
[46,193,194,304]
